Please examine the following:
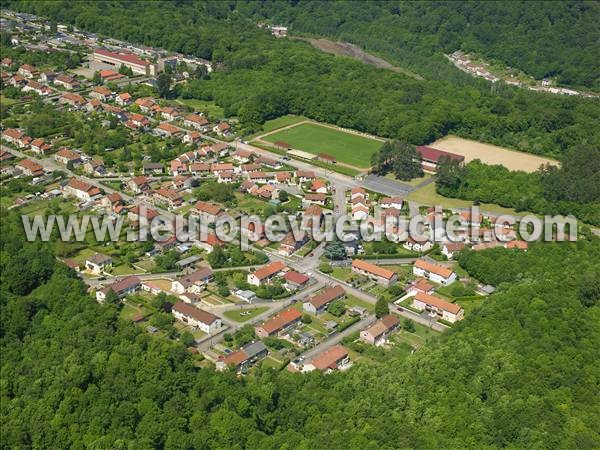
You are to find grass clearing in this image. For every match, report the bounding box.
[261,122,382,168]
[175,98,225,118]
[406,182,525,216]
[223,307,269,323]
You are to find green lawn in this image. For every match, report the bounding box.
[175,98,225,119]
[344,294,374,312]
[329,266,353,282]
[223,307,269,323]
[406,182,525,216]
[247,115,307,139]
[262,122,383,168]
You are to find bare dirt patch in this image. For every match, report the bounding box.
[293,37,423,80]
[430,136,559,173]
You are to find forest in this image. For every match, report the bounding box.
[434,144,600,226]
[237,0,600,89]
[7,1,600,158]
[2,206,600,447]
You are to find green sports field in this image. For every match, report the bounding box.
[261,122,383,168]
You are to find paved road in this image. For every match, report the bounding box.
[299,313,377,361]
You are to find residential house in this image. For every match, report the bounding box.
[211,163,235,176]
[413,259,457,285]
[182,131,202,145]
[2,128,24,145]
[303,285,345,315]
[30,138,52,155]
[89,85,113,101]
[247,261,286,286]
[154,122,182,138]
[232,149,254,163]
[351,259,398,287]
[297,170,316,183]
[99,69,125,82]
[190,201,224,223]
[360,314,400,346]
[127,176,151,194]
[217,341,268,372]
[350,187,367,201]
[406,278,435,296]
[218,171,239,184]
[142,162,163,175]
[403,236,433,253]
[275,171,293,184]
[172,302,222,333]
[283,271,310,290]
[18,64,39,78]
[189,162,210,176]
[254,307,301,338]
[303,345,349,373]
[95,275,141,302]
[303,193,327,206]
[135,97,157,113]
[152,188,183,209]
[54,148,81,167]
[54,74,79,90]
[59,92,86,109]
[195,232,226,253]
[100,192,125,214]
[83,159,105,176]
[128,113,150,129]
[213,122,231,136]
[171,267,214,294]
[441,242,467,259]
[85,98,102,113]
[39,71,56,83]
[15,159,44,177]
[302,204,325,230]
[22,80,51,96]
[160,107,181,122]
[184,114,209,131]
[412,292,464,323]
[115,92,132,106]
[255,156,280,169]
[85,253,113,274]
[247,171,271,184]
[310,179,328,194]
[63,178,102,201]
[380,197,403,209]
[278,231,309,256]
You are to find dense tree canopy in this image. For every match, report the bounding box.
[8,0,600,158]
[2,201,600,448]
[238,0,600,89]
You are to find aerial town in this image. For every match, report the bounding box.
[0,9,535,375]
[2,2,599,448]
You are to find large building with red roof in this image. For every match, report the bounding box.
[93,48,157,76]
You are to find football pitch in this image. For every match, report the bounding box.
[261,122,383,169]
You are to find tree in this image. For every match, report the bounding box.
[579,271,600,307]
[324,240,347,260]
[301,314,312,324]
[278,190,289,202]
[403,318,416,333]
[327,299,345,317]
[180,331,195,347]
[157,73,172,98]
[375,297,389,318]
[92,70,102,85]
[207,247,228,268]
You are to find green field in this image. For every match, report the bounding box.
[223,307,269,323]
[175,98,225,119]
[262,122,383,168]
